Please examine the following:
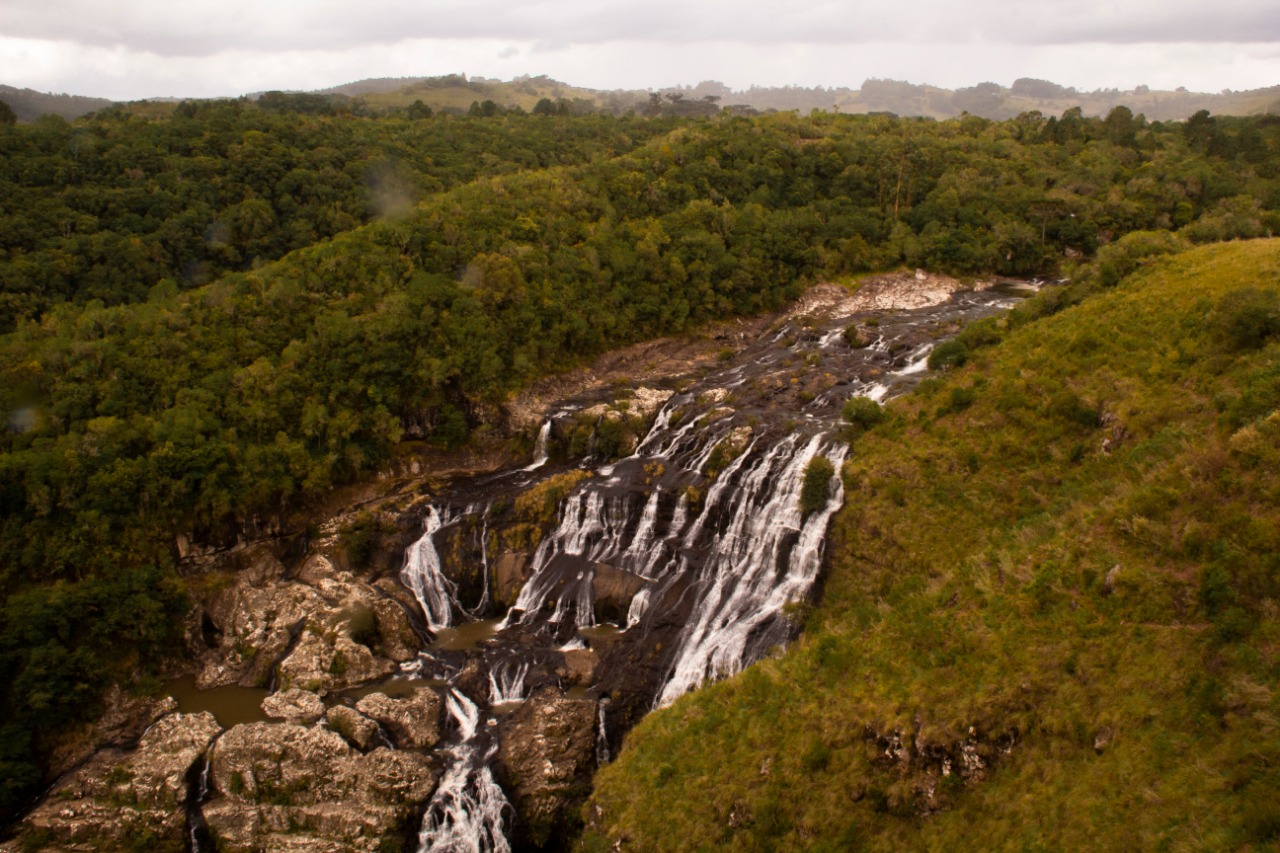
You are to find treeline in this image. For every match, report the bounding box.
[1,106,1279,820]
[0,104,677,331]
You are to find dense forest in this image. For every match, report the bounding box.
[1,101,1279,824]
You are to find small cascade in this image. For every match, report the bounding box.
[896,343,934,375]
[488,659,530,705]
[596,698,612,766]
[402,506,456,631]
[625,587,652,629]
[417,690,513,853]
[184,751,214,853]
[523,419,553,471]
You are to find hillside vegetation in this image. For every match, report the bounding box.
[583,239,1280,851]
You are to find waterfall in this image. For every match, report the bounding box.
[655,436,849,707]
[896,343,934,375]
[417,690,512,853]
[402,506,455,631]
[523,419,552,471]
[488,659,530,704]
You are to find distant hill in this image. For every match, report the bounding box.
[5,74,1280,123]
[307,74,1280,122]
[0,84,113,122]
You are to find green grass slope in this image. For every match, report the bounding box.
[582,239,1280,852]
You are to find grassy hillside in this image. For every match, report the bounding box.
[582,239,1280,852]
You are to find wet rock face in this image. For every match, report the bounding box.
[204,722,438,851]
[354,688,443,749]
[19,712,220,850]
[495,687,599,847]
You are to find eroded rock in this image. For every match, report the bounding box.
[19,712,220,850]
[496,687,598,847]
[261,689,325,725]
[197,553,401,694]
[325,706,380,751]
[205,722,437,852]
[354,688,442,749]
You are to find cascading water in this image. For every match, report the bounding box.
[656,436,850,706]
[417,690,513,853]
[523,419,553,471]
[402,506,455,631]
[488,659,530,705]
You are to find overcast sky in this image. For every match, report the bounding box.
[1,0,1277,100]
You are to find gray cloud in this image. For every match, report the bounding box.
[3,0,1278,58]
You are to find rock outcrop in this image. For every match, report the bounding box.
[18,712,220,851]
[196,553,400,693]
[325,706,381,751]
[353,688,443,749]
[496,687,599,847]
[204,722,437,852]
[261,689,326,725]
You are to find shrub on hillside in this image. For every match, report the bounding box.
[1210,286,1280,351]
[1096,230,1189,287]
[841,396,886,432]
[927,339,969,371]
[799,455,836,516]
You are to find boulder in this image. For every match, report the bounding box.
[261,689,325,725]
[372,598,420,662]
[275,630,395,695]
[354,688,443,749]
[561,648,598,685]
[205,722,437,851]
[326,706,380,751]
[628,387,675,418]
[496,687,598,847]
[591,564,647,623]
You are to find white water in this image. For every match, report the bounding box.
[656,436,848,706]
[417,690,512,853]
[596,698,611,766]
[523,419,552,471]
[488,659,530,704]
[896,343,934,375]
[402,506,456,631]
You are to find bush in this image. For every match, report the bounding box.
[939,386,977,415]
[927,340,969,371]
[800,455,836,515]
[1047,390,1099,428]
[842,396,886,432]
[955,317,1004,350]
[1210,287,1280,351]
[1095,230,1189,287]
